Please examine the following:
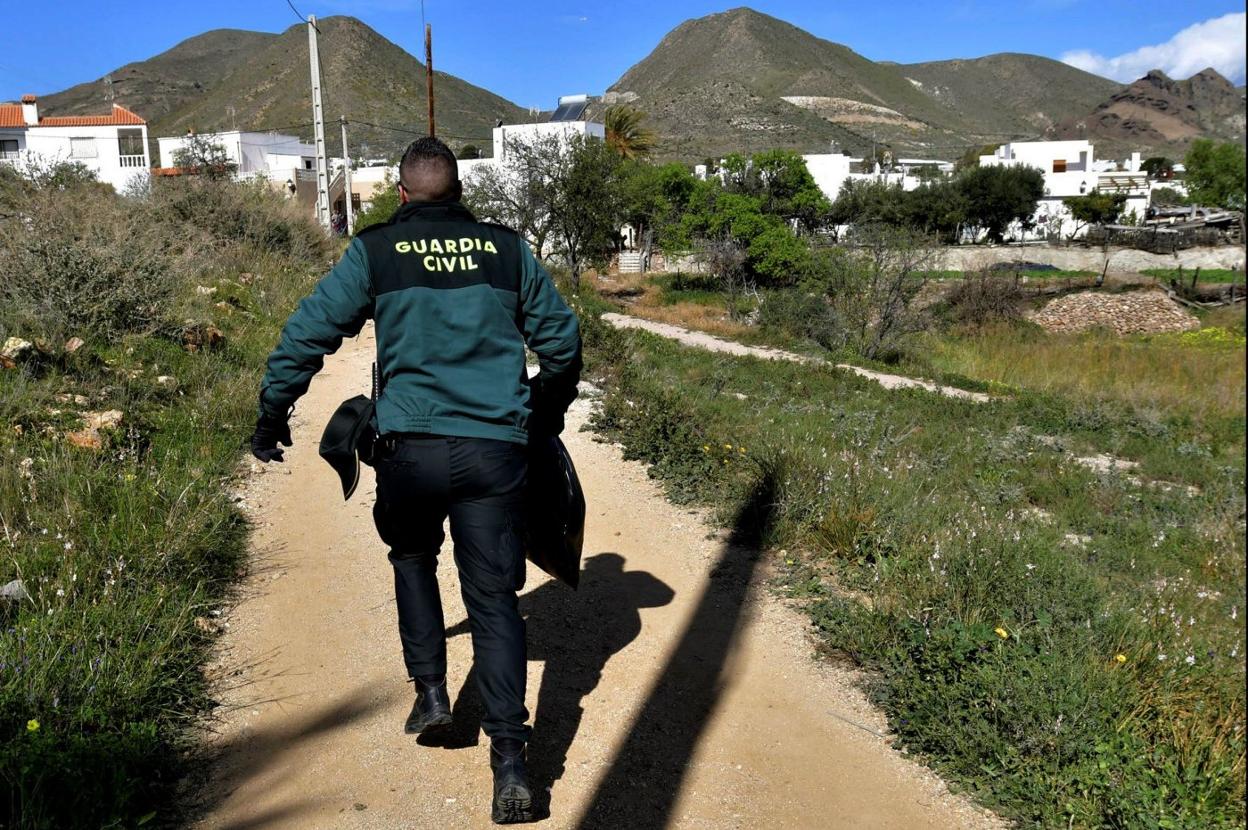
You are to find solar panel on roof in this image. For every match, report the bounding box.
[550,94,589,122]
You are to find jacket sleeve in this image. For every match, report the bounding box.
[518,242,582,434]
[258,238,374,419]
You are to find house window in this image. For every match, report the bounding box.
[1052,159,1067,173]
[0,138,17,158]
[117,128,144,157]
[70,137,98,159]
[303,159,313,170]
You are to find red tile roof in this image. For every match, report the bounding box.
[0,102,146,129]
[0,104,24,128]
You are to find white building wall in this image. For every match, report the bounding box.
[157,131,315,175]
[15,124,149,192]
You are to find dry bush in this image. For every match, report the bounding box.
[945,271,1026,328]
[0,189,198,339]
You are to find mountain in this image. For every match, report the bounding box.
[900,54,1123,139]
[608,7,1244,162]
[1051,68,1247,157]
[606,7,979,160]
[37,17,525,159]
[36,29,274,127]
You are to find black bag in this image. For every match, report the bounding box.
[524,434,586,589]
[319,366,378,500]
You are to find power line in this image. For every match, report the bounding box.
[285,0,319,32]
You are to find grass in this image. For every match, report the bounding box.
[0,174,328,828]
[1142,268,1246,285]
[909,314,1247,427]
[577,286,1246,828]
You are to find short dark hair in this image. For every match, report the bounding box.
[398,136,459,198]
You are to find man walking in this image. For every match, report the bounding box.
[249,137,581,824]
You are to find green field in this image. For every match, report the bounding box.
[576,284,1246,828]
[1142,268,1246,285]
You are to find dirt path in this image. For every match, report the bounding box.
[193,324,1002,830]
[601,313,992,402]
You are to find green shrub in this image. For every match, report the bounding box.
[0,172,327,827]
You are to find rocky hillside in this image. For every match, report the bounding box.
[609,7,1244,163]
[38,17,525,159]
[1051,68,1247,157]
[901,53,1123,139]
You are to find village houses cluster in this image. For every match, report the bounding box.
[1,91,1189,246]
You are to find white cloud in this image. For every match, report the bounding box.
[1060,12,1246,83]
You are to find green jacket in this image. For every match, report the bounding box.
[260,201,582,445]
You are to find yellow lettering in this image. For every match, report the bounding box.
[413,239,428,254]
[423,255,437,271]
[483,240,497,254]
[395,241,411,254]
[461,237,476,253]
[464,255,478,270]
[441,256,457,272]
[446,239,458,254]
[429,239,443,254]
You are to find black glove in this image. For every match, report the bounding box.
[250,413,292,463]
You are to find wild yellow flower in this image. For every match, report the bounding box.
[26,719,39,732]
[1115,654,1127,663]
[994,627,1009,639]
[702,445,710,452]
[724,443,733,450]
[738,446,746,454]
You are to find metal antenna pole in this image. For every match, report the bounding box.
[425,23,436,136]
[308,14,331,227]
[340,116,354,235]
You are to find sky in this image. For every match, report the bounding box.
[1,0,1244,108]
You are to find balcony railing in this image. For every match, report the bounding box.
[0,150,20,161]
[119,154,147,168]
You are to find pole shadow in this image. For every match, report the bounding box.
[574,471,779,829]
[435,553,676,815]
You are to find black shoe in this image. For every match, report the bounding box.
[404,677,452,735]
[490,741,533,824]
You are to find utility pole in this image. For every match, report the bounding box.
[425,23,436,136]
[340,116,355,236]
[307,15,331,228]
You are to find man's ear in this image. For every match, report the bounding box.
[397,182,409,205]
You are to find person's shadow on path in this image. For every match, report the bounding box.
[433,552,674,805]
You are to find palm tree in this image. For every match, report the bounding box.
[603,105,657,161]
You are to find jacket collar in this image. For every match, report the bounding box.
[392,199,476,223]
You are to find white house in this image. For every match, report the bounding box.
[0,95,150,192]
[459,95,606,181]
[980,140,1149,239]
[157,130,316,179]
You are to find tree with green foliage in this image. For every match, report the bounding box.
[1141,156,1173,179]
[1150,186,1187,207]
[1062,191,1127,237]
[457,144,481,160]
[749,149,831,233]
[549,135,626,288]
[618,161,697,268]
[353,169,400,232]
[172,134,235,179]
[603,105,657,161]
[955,143,1000,171]
[1183,139,1246,210]
[828,179,965,243]
[956,164,1045,243]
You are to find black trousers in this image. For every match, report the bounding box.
[372,434,530,742]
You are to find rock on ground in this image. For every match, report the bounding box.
[1028,290,1199,335]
